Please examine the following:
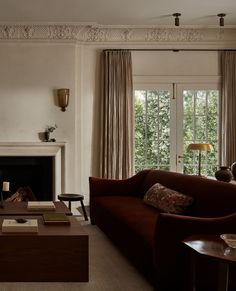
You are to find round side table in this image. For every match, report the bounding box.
[183,234,236,291]
[57,193,88,221]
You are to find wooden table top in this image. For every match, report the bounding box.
[0,201,72,216]
[183,235,236,263]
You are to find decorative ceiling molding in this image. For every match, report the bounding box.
[0,24,235,46]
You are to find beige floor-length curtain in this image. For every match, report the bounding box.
[221,51,236,166]
[99,50,134,179]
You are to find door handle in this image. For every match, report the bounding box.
[177,155,184,164]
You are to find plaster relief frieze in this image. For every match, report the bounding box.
[218,29,224,40]
[146,28,203,42]
[23,26,35,39]
[100,28,134,42]
[214,28,236,42]
[48,25,80,39]
[85,27,109,42]
[120,29,133,41]
[1,26,15,38]
[0,24,235,46]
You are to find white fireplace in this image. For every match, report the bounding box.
[0,142,66,200]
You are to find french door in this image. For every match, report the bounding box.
[134,82,219,176]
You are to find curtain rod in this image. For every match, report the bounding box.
[103,49,236,52]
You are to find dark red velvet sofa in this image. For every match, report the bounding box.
[89,169,236,290]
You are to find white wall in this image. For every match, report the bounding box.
[0,43,221,206]
[132,50,220,76]
[0,42,77,196]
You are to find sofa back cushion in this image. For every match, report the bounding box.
[143,182,194,214]
[140,170,236,217]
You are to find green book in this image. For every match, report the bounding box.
[43,213,70,225]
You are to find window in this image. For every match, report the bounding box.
[183,90,219,176]
[135,89,171,172]
[134,84,219,176]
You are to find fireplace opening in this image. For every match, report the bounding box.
[0,156,53,201]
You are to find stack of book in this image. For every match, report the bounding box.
[43,213,70,225]
[27,201,56,211]
[2,219,38,233]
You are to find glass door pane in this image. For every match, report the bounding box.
[134,86,174,172]
[177,85,219,176]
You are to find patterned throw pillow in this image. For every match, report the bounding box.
[143,183,194,214]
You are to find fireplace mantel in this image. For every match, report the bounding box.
[0,142,66,199]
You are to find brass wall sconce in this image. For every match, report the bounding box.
[57,88,70,112]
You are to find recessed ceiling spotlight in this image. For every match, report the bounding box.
[173,13,181,26]
[217,13,226,27]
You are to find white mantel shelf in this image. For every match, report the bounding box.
[0,142,66,156]
[0,142,67,199]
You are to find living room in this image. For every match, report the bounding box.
[0,0,236,290]
[0,1,235,204]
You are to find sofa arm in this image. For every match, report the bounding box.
[156,211,236,235]
[154,212,236,289]
[155,212,236,256]
[89,169,150,198]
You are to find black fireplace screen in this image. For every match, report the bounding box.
[0,156,53,201]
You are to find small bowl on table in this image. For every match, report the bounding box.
[220,234,236,248]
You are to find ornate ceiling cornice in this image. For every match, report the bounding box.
[0,24,235,45]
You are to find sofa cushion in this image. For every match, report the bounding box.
[93,196,159,247]
[143,183,194,214]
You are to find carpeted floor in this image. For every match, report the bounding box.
[0,216,153,291]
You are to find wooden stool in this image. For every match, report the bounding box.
[57,194,88,221]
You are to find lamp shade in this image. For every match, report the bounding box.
[187,143,213,152]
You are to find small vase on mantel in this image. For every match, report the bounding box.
[215,166,233,182]
[231,162,236,180]
[44,131,50,142]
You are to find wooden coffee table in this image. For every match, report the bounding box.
[0,215,88,282]
[183,234,236,291]
[0,201,72,216]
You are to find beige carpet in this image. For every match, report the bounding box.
[0,218,153,291]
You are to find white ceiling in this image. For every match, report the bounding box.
[0,0,235,27]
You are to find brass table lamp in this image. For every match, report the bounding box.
[187,143,213,176]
